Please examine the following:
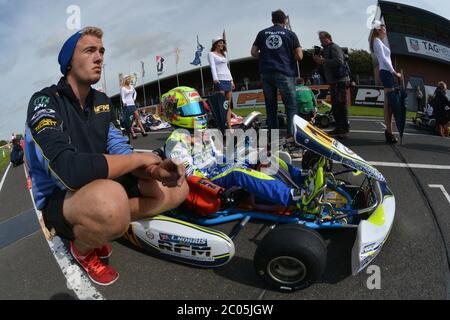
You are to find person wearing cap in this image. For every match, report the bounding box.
[24,27,188,285]
[208,36,234,130]
[369,21,402,144]
[251,9,303,145]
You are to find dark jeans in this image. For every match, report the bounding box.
[261,72,298,136]
[123,105,137,135]
[330,82,349,133]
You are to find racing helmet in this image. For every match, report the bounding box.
[161,86,208,130]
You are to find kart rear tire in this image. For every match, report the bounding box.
[278,114,287,129]
[319,116,330,128]
[254,224,327,292]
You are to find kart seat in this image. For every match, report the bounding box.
[184,176,243,216]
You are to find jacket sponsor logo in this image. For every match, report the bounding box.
[94,104,110,114]
[33,96,50,111]
[34,118,58,132]
[30,109,56,124]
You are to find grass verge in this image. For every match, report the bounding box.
[0,148,11,177]
[233,105,416,119]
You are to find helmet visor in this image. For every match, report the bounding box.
[180,102,205,116]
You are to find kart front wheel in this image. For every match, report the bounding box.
[254,224,327,292]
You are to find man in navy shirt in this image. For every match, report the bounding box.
[25,27,188,285]
[251,9,303,142]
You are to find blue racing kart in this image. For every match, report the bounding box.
[123,115,395,292]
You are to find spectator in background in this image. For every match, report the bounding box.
[426,95,434,117]
[311,70,321,85]
[251,9,303,146]
[313,31,350,139]
[10,132,16,143]
[295,78,317,122]
[10,138,24,167]
[208,36,235,130]
[431,81,450,137]
[121,76,147,139]
[369,21,402,144]
[305,78,312,86]
[416,85,424,112]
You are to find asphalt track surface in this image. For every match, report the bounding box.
[1,116,449,300]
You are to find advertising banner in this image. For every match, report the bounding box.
[352,86,385,107]
[405,36,450,64]
[232,85,331,109]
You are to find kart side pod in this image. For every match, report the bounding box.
[351,181,395,275]
[123,216,235,268]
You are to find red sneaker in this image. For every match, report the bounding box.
[70,242,119,286]
[96,243,113,259]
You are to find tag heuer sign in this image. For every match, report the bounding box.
[410,39,420,52]
[405,36,450,63]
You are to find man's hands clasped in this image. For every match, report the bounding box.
[132,153,185,188]
[147,159,185,188]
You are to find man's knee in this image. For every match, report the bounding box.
[73,180,131,238]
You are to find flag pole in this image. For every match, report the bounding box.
[175,48,180,87]
[142,77,147,108]
[141,61,147,108]
[199,62,205,97]
[286,15,301,78]
[223,29,231,74]
[157,73,162,103]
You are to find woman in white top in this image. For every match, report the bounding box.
[121,76,147,139]
[208,36,235,129]
[370,22,402,144]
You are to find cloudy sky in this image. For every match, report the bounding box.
[0,0,449,140]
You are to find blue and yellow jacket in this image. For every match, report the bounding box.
[25,77,132,210]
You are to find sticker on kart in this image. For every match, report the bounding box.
[294,116,386,182]
[124,216,235,268]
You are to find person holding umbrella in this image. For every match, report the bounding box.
[370,21,402,144]
[208,36,234,130]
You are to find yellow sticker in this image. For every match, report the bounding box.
[94,104,110,114]
[34,118,57,132]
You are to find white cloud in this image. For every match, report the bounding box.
[0,0,449,140]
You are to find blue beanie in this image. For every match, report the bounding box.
[58,30,83,76]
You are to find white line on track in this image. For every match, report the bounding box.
[429,185,450,204]
[291,159,450,170]
[23,166,105,300]
[350,129,437,137]
[367,162,450,170]
[0,163,12,194]
[134,148,450,171]
[349,117,385,122]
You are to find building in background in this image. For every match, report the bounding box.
[373,1,450,109]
